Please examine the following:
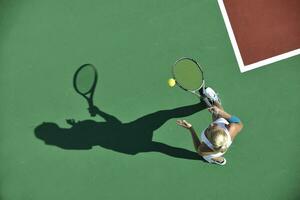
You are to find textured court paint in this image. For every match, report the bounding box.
[0,0,300,200]
[219,0,300,72]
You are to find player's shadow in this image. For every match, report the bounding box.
[35,102,207,161]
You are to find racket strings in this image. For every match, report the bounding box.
[173,58,204,91]
[74,64,97,95]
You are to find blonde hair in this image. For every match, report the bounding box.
[206,124,229,153]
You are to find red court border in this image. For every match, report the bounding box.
[218,0,300,73]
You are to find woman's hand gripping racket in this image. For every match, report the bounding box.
[73,64,98,117]
[171,57,212,107]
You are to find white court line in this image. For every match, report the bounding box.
[217,0,300,73]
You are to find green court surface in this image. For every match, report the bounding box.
[1,0,299,200]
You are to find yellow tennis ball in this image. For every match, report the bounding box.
[168,78,176,87]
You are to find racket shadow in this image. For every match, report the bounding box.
[34,101,208,161]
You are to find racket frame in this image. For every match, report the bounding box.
[73,63,98,115]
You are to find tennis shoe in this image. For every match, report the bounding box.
[203,87,221,104]
[211,157,227,166]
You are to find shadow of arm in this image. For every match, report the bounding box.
[130,102,207,131]
[89,106,121,123]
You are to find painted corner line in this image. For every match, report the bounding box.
[217,0,300,73]
[241,48,300,73]
[217,0,245,73]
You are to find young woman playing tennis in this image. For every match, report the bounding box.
[176,88,243,165]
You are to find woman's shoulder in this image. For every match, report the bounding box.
[213,118,229,125]
[198,142,214,155]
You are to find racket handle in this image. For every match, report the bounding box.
[88,107,96,117]
[90,111,96,117]
[87,100,96,117]
[203,97,212,107]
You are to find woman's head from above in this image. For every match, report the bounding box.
[206,123,229,152]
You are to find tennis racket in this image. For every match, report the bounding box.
[172,57,212,107]
[73,63,98,117]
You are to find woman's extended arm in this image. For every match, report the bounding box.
[210,101,224,121]
[188,127,201,151]
[88,106,121,124]
[176,119,221,156]
[208,106,243,140]
[176,120,201,151]
[209,106,231,119]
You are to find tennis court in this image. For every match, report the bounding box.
[1,0,299,200]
